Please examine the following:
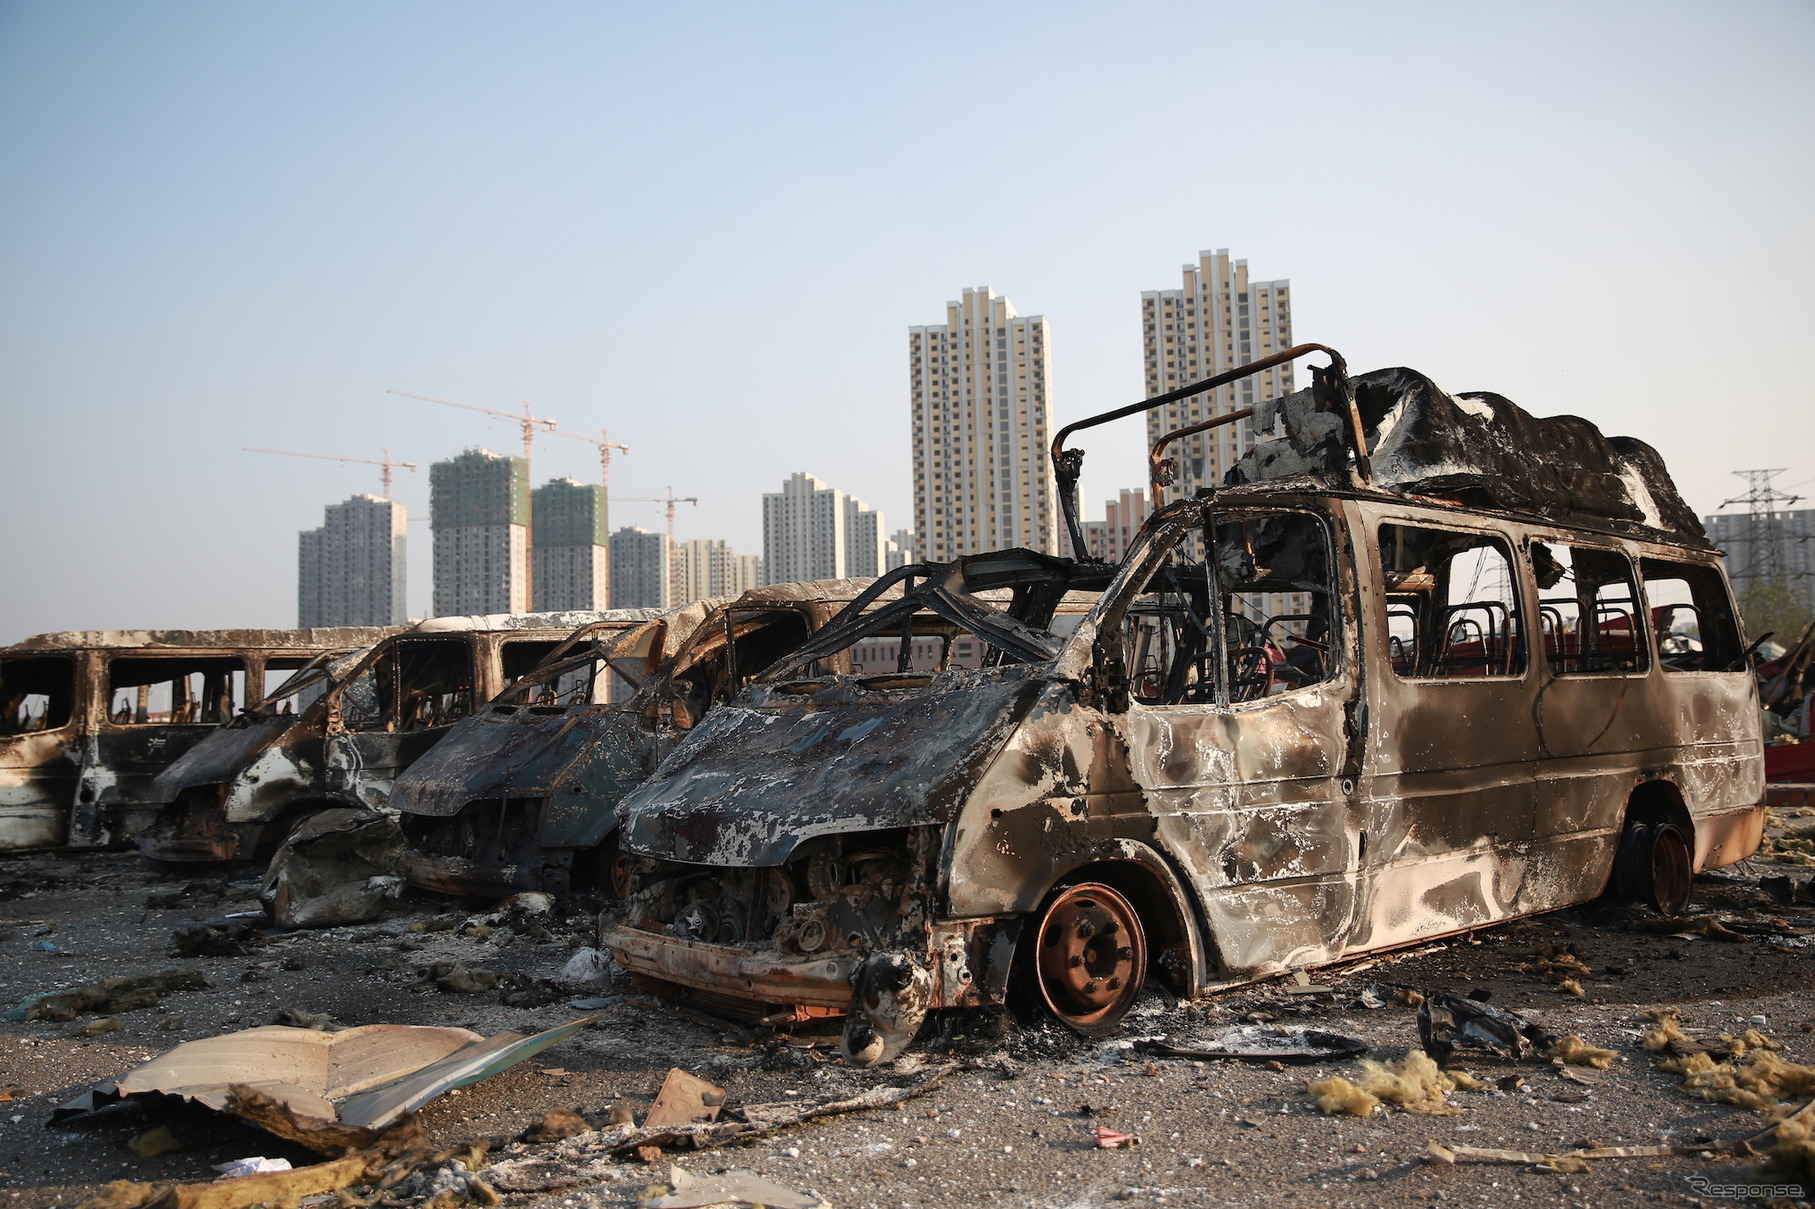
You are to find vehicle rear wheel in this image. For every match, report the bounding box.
[1031,882,1147,1037]
[598,833,637,902]
[1613,820,1694,914]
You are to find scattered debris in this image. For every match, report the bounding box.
[482,1066,956,1193]
[4,969,207,1022]
[1525,943,1593,988]
[1656,1047,1815,1114]
[56,1017,600,1133]
[211,1158,291,1178]
[170,924,265,958]
[640,1164,825,1209]
[1544,1035,1617,1069]
[419,961,502,995]
[128,1126,186,1157]
[1418,993,1552,1065]
[71,1017,121,1038]
[1427,1140,1692,1174]
[1356,984,1423,1010]
[520,1109,591,1143]
[1760,874,1815,906]
[558,947,614,991]
[643,1069,727,1130]
[1309,1049,1486,1117]
[259,808,407,929]
[1134,1028,1368,1065]
[1629,915,1748,941]
[1092,1126,1140,1149]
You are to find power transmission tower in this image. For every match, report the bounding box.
[1718,468,1806,591]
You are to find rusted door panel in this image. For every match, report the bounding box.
[1123,683,1357,974]
[541,717,669,849]
[75,725,220,847]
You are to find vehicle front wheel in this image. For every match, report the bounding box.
[1030,881,1147,1037]
[1612,820,1694,914]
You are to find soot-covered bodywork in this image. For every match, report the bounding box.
[138,611,656,865]
[0,627,395,853]
[603,353,1764,1064]
[391,581,885,897]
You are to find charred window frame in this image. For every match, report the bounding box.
[336,639,474,733]
[499,639,562,688]
[1377,524,1527,680]
[1531,542,1647,676]
[1110,508,1340,708]
[499,623,655,708]
[106,657,246,726]
[1639,558,1745,672]
[0,655,77,735]
[756,554,1100,690]
[668,608,816,724]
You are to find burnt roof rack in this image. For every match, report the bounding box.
[1050,343,1367,562]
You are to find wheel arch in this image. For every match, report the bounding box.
[1026,841,1212,997]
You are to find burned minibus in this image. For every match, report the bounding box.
[602,345,1765,1064]
[0,627,395,853]
[139,611,656,865]
[391,581,891,898]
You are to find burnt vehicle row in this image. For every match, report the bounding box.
[599,345,1766,1064]
[0,626,398,853]
[138,610,662,866]
[390,579,893,898]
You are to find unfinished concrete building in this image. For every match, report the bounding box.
[431,450,528,617]
[532,478,610,610]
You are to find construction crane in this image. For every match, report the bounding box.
[244,447,418,499]
[613,488,698,545]
[385,389,557,471]
[548,427,631,497]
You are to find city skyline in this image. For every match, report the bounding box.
[2,4,1810,642]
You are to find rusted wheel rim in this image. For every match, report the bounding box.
[1034,882,1146,1034]
[602,835,637,901]
[1650,825,1693,914]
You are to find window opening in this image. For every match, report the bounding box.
[1532,543,1646,674]
[108,657,245,725]
[1123,511,1337,706]
[1378,524,1526,679]
[1640,558,1745,672]
[0,656,75,735]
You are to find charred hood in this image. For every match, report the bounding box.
[616,666,1051,867]
[151,715,292,798]
[390,704,637,817]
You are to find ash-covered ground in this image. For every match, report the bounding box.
[0,841,1812,1209]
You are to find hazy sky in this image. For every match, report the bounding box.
[2,1,1811,643]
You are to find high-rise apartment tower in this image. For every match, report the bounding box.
[610,526,669,609]
[672,539,763,606]
[298,494,408,627]
[1142,250,1293,500]
[911,287,1054,561]
[431,449,528,616]
[762,472,890,582]
[532,478,610,610]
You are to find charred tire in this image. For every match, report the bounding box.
[1612,820,1694,914]
[1026,882,1147,1038]
[594,833,637,902]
